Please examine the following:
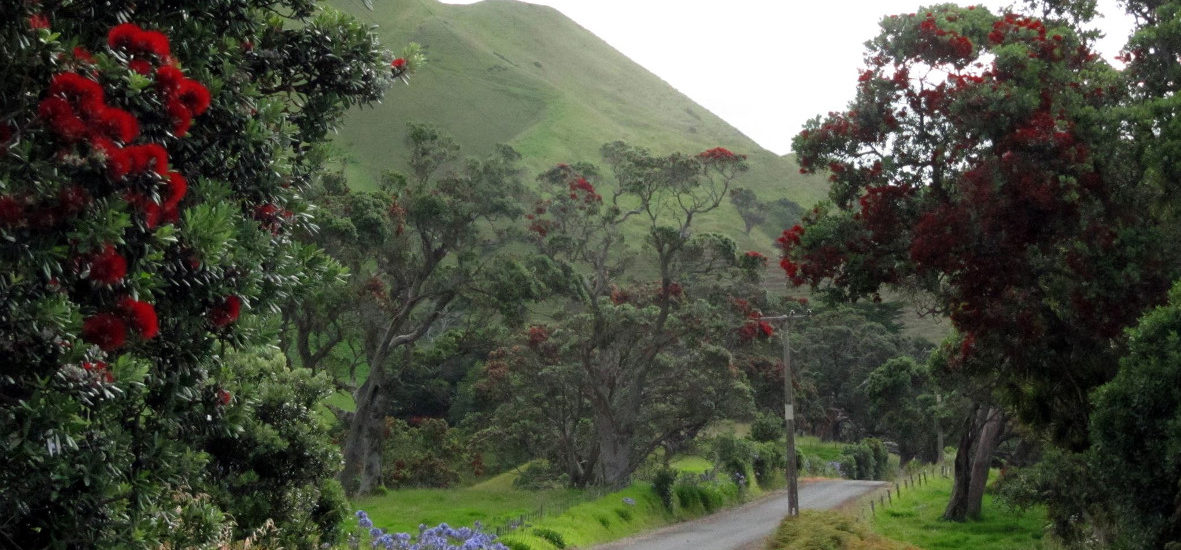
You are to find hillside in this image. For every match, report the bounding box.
[327,0,830,250]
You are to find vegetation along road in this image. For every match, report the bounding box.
[591,480,887,550]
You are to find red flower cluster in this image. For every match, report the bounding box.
[82,313,127,351]
[108,23,171,70]
[88,244,127,285]
[82,361,115,383]
[209,295,242,328]
[914,12,975,61]
[119,297,159,339]
[28,14,50,30]
[39,73,139,144]
[217,389,232,406]
[155,65,211,137]
[527,325,549,348]
[391,58,408,73]
[698,147,747,160]
[567,177,601,203]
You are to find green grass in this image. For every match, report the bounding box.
[797,435,850,463]
[867,472,1048,550]
[351,474,583,536]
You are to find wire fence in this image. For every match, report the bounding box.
[490,484,614,538]
[856,464,948,520]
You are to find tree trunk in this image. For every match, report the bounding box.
[943,405,1003,521]
[593,407,633,487]
[339,364,390,496]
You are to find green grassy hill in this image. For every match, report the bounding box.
[328,0,829,252]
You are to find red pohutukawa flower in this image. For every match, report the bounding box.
[0,196,24,227]
[82,361,115,382]
[91,106,140,143]
[164,171,187,209]
[218,389,232,406]
[108,23,171,60]
[88,244,127,285]
[28,14,50,30]
[118,297,158,339]
[72,47,95,64]
[83,313,128,351]
[209,295,242,327]
[391,58,407,71]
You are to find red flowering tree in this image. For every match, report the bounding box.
[0,3,395,547]
[783,4,1177,520]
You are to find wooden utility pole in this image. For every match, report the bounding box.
[760,312,809,517]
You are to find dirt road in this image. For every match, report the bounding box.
[589,479,887,550]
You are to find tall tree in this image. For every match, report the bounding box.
[331,124,534,496]
[729,187,767,235]
[486,143,757,487]
[782,4,1175,520]
[0,3,394,546]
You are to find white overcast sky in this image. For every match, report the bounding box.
[440,1,1135,155]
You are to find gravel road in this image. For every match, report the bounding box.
[588,479,887,550]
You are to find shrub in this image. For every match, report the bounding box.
[712,433,755,479]
[674,482,702,510]
[750,411,785,442]
[0,7,391,547]
[531,527,565,549]
[864,437,890,480]
[751,441,785,487]
[652,467,678,511]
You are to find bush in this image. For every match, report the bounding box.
[712,433,755,479]
[0,3,391,547]
[751,441,785,487]
[864,437,890,480]
[652,467,678,511]
[674,482,702,510]
[750,411,785,442]
[531,527,565,549]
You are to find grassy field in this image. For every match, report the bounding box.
[866,472,1049,550]
[349,469,584,536]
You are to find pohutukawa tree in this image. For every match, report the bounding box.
[0,2,395,546]
[782,4,1175,520]
[320,124,535,496]
[483,143,762,487]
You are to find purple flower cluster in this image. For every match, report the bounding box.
[352,511,508,550]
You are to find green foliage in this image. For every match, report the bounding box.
[0,2,390,546]
[532,527,566,548]
[750,410,786,443]
[712,433,756,479]
[839,438,892,480]
[1001,281,1181,548]
[512,460,569,491]
[381,417,472,489]
[207,348,350,546]
[652,467,678,511]
[483,143,759,488]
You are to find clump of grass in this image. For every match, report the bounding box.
[531,527,565,549]
[766,510,914,550]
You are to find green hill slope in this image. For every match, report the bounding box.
[328,0,829,250]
